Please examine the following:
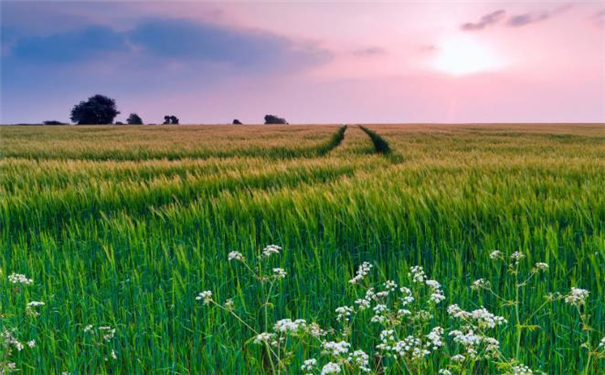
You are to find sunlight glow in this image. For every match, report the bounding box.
[431,35,506,76]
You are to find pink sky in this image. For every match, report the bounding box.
[2,1,604,124]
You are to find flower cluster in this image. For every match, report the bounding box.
[195,291,213,305]
[262,245,281,258]
[564,287,589,307]
[197,245,602,375]
[2,272,42,373]
[8,273,33,285]
[349,262,372,284]
[227,251,245,262]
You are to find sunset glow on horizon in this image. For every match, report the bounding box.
[1,1,604,124]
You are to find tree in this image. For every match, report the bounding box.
[127,113,144,125]
[163,115,179,125]
[70,94,120,125]
[233,119,242,125]
[115,121,124,125]
[264,114,288,125]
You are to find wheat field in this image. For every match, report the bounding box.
[1,124,604,374]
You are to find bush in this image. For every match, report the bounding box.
[233,119,243,125]
[264,114,288,125]
[43,121,67,126]
[163,115,179,125]
[127,113,144,125]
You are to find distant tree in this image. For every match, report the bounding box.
[43,120,67,125]
[232,119,242,125]
[163,115,179,124]
[115,121,124,125]
[70,94,120,125]
[264,114,288,125]
[127,113,144,125]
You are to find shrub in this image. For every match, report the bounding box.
[126,113,143,125]
[264,115,288,125]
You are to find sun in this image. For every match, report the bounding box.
[431,35,505,76]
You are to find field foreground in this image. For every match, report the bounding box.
[1,124,604,374]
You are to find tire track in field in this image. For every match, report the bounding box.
[359,126,392,155]
[316,125,347,155]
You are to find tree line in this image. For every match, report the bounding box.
[48,94,289,125]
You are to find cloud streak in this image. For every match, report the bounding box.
[461,5,572,31]
[461,10,505,31]
[507,5,572,28]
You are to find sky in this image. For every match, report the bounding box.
[1,1,604,124]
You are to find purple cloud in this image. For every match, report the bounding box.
[461,10,506,31]
[507,5,572,28]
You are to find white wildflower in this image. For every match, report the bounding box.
[564,287,589,307]
[490,250,503,260]
[427,326,444,349]
[335,306,354,322]
[355,298,371,310]
[409,266,426,283]
[8,273,33,285]
[349,262,372,284]
[384,280,397,291]
[510,251,525,262]
[471,278,491,291]
[98,326,116,342]
[27,301,45,307]
[376,291,389,298]
[224,298,234,310]
[301,359,317,371]
[470,308,507,329]
[439,370,452,375]
[426,280,446,304]
[323,340,351,356]
[274,319,306,334]
[27,340,36,348]
[347,350,370,372]
[451,354,465,362]
[262,245,281,258]
[253,332,274,344]
[272,268,287,279]
[400,287,414,305]
[534,262,549,271]
[511,364,534,374]
[373,304,388,314]
[307,322,326,338]
[227,251,245,262]
[2,330,24,351]
[195,290,213,305]
[321,362,341,375]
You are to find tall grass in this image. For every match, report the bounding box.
[0,124,603,373]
